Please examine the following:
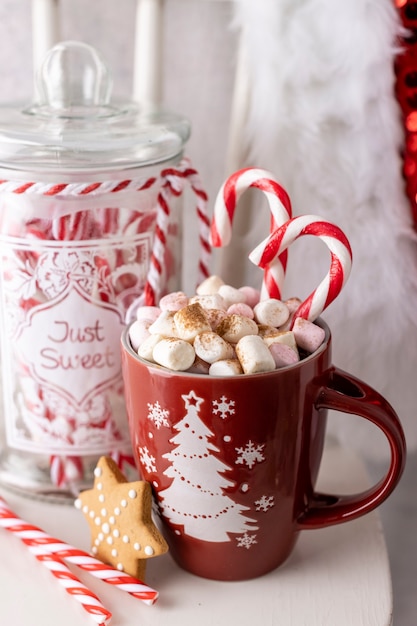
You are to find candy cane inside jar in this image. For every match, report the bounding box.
[0,42,205,500]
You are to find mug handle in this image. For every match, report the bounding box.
[297,366,406,530]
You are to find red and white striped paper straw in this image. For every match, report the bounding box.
[0,496,159,607]
[29,549,112,625]
[0,498,112,624]
[210,167,292,300]
[249,214,352,323]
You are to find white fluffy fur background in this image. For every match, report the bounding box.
[222,0,417,458]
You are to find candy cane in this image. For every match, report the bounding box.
[0,497,159,606]
[249,214,352,323]
[50,455,84,489]
[209,168,292,300]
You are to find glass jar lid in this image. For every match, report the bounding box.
[0,41,190,174]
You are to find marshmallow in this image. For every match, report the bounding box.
[194,331,234,364]
[136,306,161,322]
[138,334,164,362]
[196,274,225,295]
[257,324,279,338]
[239,286,260,308]
[269,343,300,368]
[129,319,152,350]
[278,297,303,330]
[206,308,228,330]
[262,330,299,354]
[254,298,290,328]
[227,303,255,319]
[209,359,243,376]
[159,291,188,312]
[189,294,227,311]
[174,302,211,342]
[285,297,302,314]
[130,280,327,374]
[217,314,259,343]
[187,356,211,375]
[292,318,326,353]
[153,337,196,371]
[217,284,246,308]
[148,310,177,336]
[236,335,276,374]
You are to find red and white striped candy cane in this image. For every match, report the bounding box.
[210,168,292,300]
[50,455,85,490]
[0,497,159,606]
[249,214,352,323]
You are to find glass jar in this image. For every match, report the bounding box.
[0,42,191,501]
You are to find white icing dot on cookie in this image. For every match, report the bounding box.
[111,548,118,557]
[122,535,130,544]
[94,517,101,526]
[98,494,105,503]
[106,536,113,545]
[94,467,102,478]
[100,508,107,517]
[94,538,100,546]
[98,533,104,541]
[92,546,98,554]
[102,523,110,534]
[117,563,124,571]
[128,489,137,499]
[89,511,95,519]
[144,546,154,556]
[133,542,141,551]
[109,516,116,524]
[121,499,128,508]
[97,482,103,490]
[113,529,120,538]
[74,498,82,509]
[82,505,89,514]
[114,507,121,515]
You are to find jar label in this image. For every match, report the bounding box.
[0,235,152,455]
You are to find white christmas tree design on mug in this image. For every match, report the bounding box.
[158,390,257,542]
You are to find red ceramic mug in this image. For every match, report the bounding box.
[121,319,406,581]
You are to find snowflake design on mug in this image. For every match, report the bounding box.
[138,446,157,474]
[236,532,258,550]
[212,395,235,419]
[254,495,275,512]
[235,440,265,469]
[147,401,169,429]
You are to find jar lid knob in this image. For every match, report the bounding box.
[36,41,112,110]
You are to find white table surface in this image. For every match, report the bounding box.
[0,443,392,626]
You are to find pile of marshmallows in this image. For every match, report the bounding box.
[128,275,326,376]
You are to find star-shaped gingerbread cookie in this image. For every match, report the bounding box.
[75,456,168,581]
